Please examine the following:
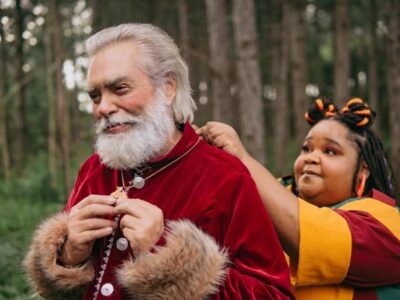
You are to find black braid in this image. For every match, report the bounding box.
[352,129,396,199]
[339,99,396,201]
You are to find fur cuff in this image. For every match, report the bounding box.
[117,219,228,300]
[23,212,94,299]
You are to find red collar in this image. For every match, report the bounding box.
[370,189,396,206]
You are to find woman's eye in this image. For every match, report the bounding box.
[325,148,337,155]
[301,145,310,153]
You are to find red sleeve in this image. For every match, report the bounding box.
[209,172,294,299]
[64,154,116,212]
[335,209,400,287]
[64,158,92,212]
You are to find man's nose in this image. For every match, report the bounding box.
[97,95,118,117]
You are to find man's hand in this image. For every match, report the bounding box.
[114,199,164,255]
[60,195,117,266]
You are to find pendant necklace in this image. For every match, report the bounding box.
[96,139,200,300]
[97,138,199,300]
[118,137,200,194]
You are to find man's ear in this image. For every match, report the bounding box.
[163,73,177,105]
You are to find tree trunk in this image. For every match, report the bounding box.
[334,0,350,105]
[232,0,266,164]
[287,1,308,147]
[14,0,26,174]
[368,0,380,133]
[70,90,82,144]
[48,0,71,194]
[0,18,11,180]
[177,0,190,61]
[205,0,234,125]
[44,25,58,190]
[89,0,108,32]
[387,0,400,192]
[272,0,289,175]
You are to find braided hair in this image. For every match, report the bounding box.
[295,97,396,202]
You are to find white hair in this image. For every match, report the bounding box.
[85,23,196,123]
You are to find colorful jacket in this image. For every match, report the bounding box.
[281,177,400,300]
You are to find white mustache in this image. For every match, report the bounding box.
[96,115,144,134]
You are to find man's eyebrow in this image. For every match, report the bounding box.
[86,87,98,94]
[104,76,129,89]
[87,76,130,93]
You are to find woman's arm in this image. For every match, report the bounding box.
[198,122,300,261]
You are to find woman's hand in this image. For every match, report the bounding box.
[196,122,249,160]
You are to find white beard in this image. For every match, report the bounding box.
[95,90,175,170]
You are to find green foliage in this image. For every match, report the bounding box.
[0,152,68,299]
[0,205,57,300]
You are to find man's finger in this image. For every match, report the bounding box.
[77,227,115,244]
[74,203,116,220]
[75,195,116,209]
[77,218,117,231]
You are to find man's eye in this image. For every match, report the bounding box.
[88,92,101,103]
[113,85,128,93]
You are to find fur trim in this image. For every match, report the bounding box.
[116,219,228,300]
[23,212,95,299]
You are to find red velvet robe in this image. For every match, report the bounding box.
[65,124,294,299]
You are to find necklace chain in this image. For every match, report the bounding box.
[120,138,200,192]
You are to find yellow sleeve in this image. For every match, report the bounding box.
[291,199,352,286]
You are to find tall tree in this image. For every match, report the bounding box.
[368,0,379,133]
[177,0,190,61]
[48,0,71,194]
[334,0,350,105]
[44,24,58,190]
[0,12,11,180]
[70,90,82,144]
[272,0,289,175]
[14,0,26,174]
[232,0,266,164]
[387,0,400,191]
[287,0,308,147]
[89,0,109,32]
[205,0,234,125]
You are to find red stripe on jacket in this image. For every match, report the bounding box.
[334,209,400,287]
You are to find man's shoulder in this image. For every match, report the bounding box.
[195,141,249,175]
[78,153,106,174]
[81,153,101,166]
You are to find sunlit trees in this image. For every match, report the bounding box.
[0,0,398,190]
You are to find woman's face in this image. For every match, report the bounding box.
[294,120,360,207]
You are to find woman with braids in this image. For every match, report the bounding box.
[197,98,400,299]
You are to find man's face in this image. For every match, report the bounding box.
[86,41,176,170]
[87,40,156,128]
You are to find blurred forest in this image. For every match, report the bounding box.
[1,0,400,298]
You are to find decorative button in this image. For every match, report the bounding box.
[116,237,129,251]
[101,283,114,296]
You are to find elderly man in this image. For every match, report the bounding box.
[24,23,293,299]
